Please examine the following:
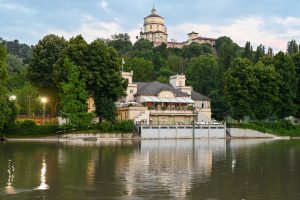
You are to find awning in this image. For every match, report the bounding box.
[140,96,194,104]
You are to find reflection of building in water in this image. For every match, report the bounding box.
[122,140,226,198]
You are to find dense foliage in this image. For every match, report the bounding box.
[0,32,299,132]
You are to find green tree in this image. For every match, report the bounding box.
[182,42,212,60]
[107,33,132,56]
[156,67,173,83]
[216,36,239,69]
[2,39,33,59]
[243,41,253,60]
[166,55,182,73]
[125,57,154,82]
[287,40,298,56]
[0,44,10,132]
[224,58,258,121]
[208,89,228,121]
[267,47,273,57]
[132,38,153,61]
[254,44,265,63]
[86,39,127,121]
[186,55,221,96]
[28,34,67,116]
[292,52,300,117]
[13,82,40,116]
[96,97,117,123]
[53,35,88,85]
[6,54,24,75]
[252,62,280,120]
[60,58,95,128]
[273,52,298,118]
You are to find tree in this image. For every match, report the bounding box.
[267,47,273,57]
[252,62,280,120]
[6,54,24,75]
[96,97,117,123]
[166,55,182,73]
[28,34,67,116]
[3,39,33,59]
[86,39,127,121]
[182,42,212,60]
[253,44,265,63]
[216,36,239,69]
[13,82,40,116]
[0,44,10,132]
[156,67,173,83]
[186,55,221,96]
[125,57,154,82]
[243,41,253,60]
[292,52,300,117]
[60,58,95,128]
[224,58,258,121]
[132,38,153,61]
[273,52,298,118]
[53,35,89,85]
[107,33,132,56]
[287,40,298,56]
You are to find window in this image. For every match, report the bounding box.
[130,90,134,94]
[150,25,152,29]
[202,103,204,108]
[157,25,159,29]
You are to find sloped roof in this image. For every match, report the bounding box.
[191,91,210,101]
[134,81,189,97]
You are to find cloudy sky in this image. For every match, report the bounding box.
[1,0,300,51]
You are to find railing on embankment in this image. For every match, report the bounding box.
[136,124,226,139]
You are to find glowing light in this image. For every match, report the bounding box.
[5,160,16,194]
[41,97,48,104]
[9,95,17,101]
[36,156,49,190]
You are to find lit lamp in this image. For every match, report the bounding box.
[9,95,17,101]
[41,97,48,125]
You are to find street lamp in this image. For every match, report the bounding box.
[9,95,16,101]
[41,97,48,125]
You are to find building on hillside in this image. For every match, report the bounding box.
[140,6,168,46]
[116,71,211,125]
[139,7,217,48]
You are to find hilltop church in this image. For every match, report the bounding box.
[140,7,217,48]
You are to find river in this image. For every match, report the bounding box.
[0,139,299,199]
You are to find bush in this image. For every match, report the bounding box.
[6,120,61,136]
[93,120,134,133]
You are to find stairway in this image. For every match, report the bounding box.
[134,110,150,124]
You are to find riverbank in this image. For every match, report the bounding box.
[227,121,300,137]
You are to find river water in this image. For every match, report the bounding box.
[0,139,299,199]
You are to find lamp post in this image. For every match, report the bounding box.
[41,97,48,125]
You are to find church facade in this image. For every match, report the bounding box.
[140,7,217,48]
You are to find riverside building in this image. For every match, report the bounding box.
[116,71,211,125]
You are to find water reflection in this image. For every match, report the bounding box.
[5,160,16,194]
[123,140,226,198]
[35,155,49,190]
[1,139,299,199]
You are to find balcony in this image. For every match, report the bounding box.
[149,109,194,116]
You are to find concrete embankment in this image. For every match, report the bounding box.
[7,133,135,142]
[227,128,279,138]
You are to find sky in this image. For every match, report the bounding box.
[1,0,300,51]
